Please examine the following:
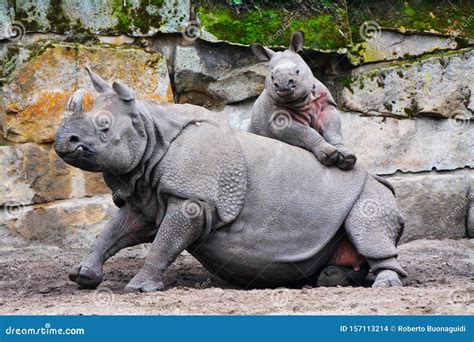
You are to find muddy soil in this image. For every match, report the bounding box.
[0,238,472,315]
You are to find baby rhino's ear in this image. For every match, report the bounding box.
[250,43,275,62]
[290,31,304,53]
[112,80,135,101]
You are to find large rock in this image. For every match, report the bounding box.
[1,42,173,143]
[387,171,473,242]
[340,112,474,175]
[3,0,190,37]
[0,143,109,206]
[0,195,116,248]
[211,98,255,131]
[174,43,266,107]
[220,103,473,175]
[349,31,459,65]
[339,48,474,119]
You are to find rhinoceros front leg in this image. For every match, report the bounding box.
[125,197,205,292]
[69,204,156,289]
[320,106,357,170]
[268,118,338,166]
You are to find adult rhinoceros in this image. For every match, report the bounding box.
[53,68,407,292]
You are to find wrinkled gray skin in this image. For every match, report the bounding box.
[249,31,356,170]
[54,68,407,292]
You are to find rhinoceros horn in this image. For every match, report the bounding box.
[65,89,85,118]
[85,66,111,93]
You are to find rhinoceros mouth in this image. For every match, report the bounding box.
[58,144,93,159]
[276,89,294,97]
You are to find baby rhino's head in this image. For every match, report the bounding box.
[251,31,313,103]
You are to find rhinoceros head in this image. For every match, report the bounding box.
[251,31,313,103]
[54,67,147,174]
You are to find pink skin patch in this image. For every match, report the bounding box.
[329,236,365,271]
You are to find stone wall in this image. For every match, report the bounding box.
[0,0,473,248]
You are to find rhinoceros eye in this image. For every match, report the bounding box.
[296,69,300,75]
[93,110,113,134]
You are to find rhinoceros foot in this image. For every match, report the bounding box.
[336,147,357,170]
[125,270,164,293]
[372,270,402,288]
[69,265,103,289]
[316,266,351,287]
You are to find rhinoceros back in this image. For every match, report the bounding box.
[158,123,368,287]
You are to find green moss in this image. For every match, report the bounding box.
[0,46,20,85]
[15,6,41,31]
[383,102,393,112]
[403,100,419,118]
[386,47,473,69]
[113,0,164,34]
[195,0,351,50]
[357,75,365,89]
[348,0,474,42]
[24,42,54,63]
[340,75,353,88]
[46,0,71,34]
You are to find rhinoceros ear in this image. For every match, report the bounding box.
[112,80,135,101]
[85,66,111,93]
[289,31,304,53]
[251,43,275,62]
[65,89,85,118]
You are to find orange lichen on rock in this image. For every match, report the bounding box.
[2,43,174,143]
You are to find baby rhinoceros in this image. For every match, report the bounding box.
[249,31,356,170]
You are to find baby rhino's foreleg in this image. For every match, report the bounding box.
[320,106,357,170]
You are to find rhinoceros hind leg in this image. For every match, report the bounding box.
[343,176,407,283]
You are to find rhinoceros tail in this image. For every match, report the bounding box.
[372,174,395,195]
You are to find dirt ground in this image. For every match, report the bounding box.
[0,238,472,315]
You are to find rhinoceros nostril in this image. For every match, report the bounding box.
[274,83,279,89]
[69,135,80,143]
